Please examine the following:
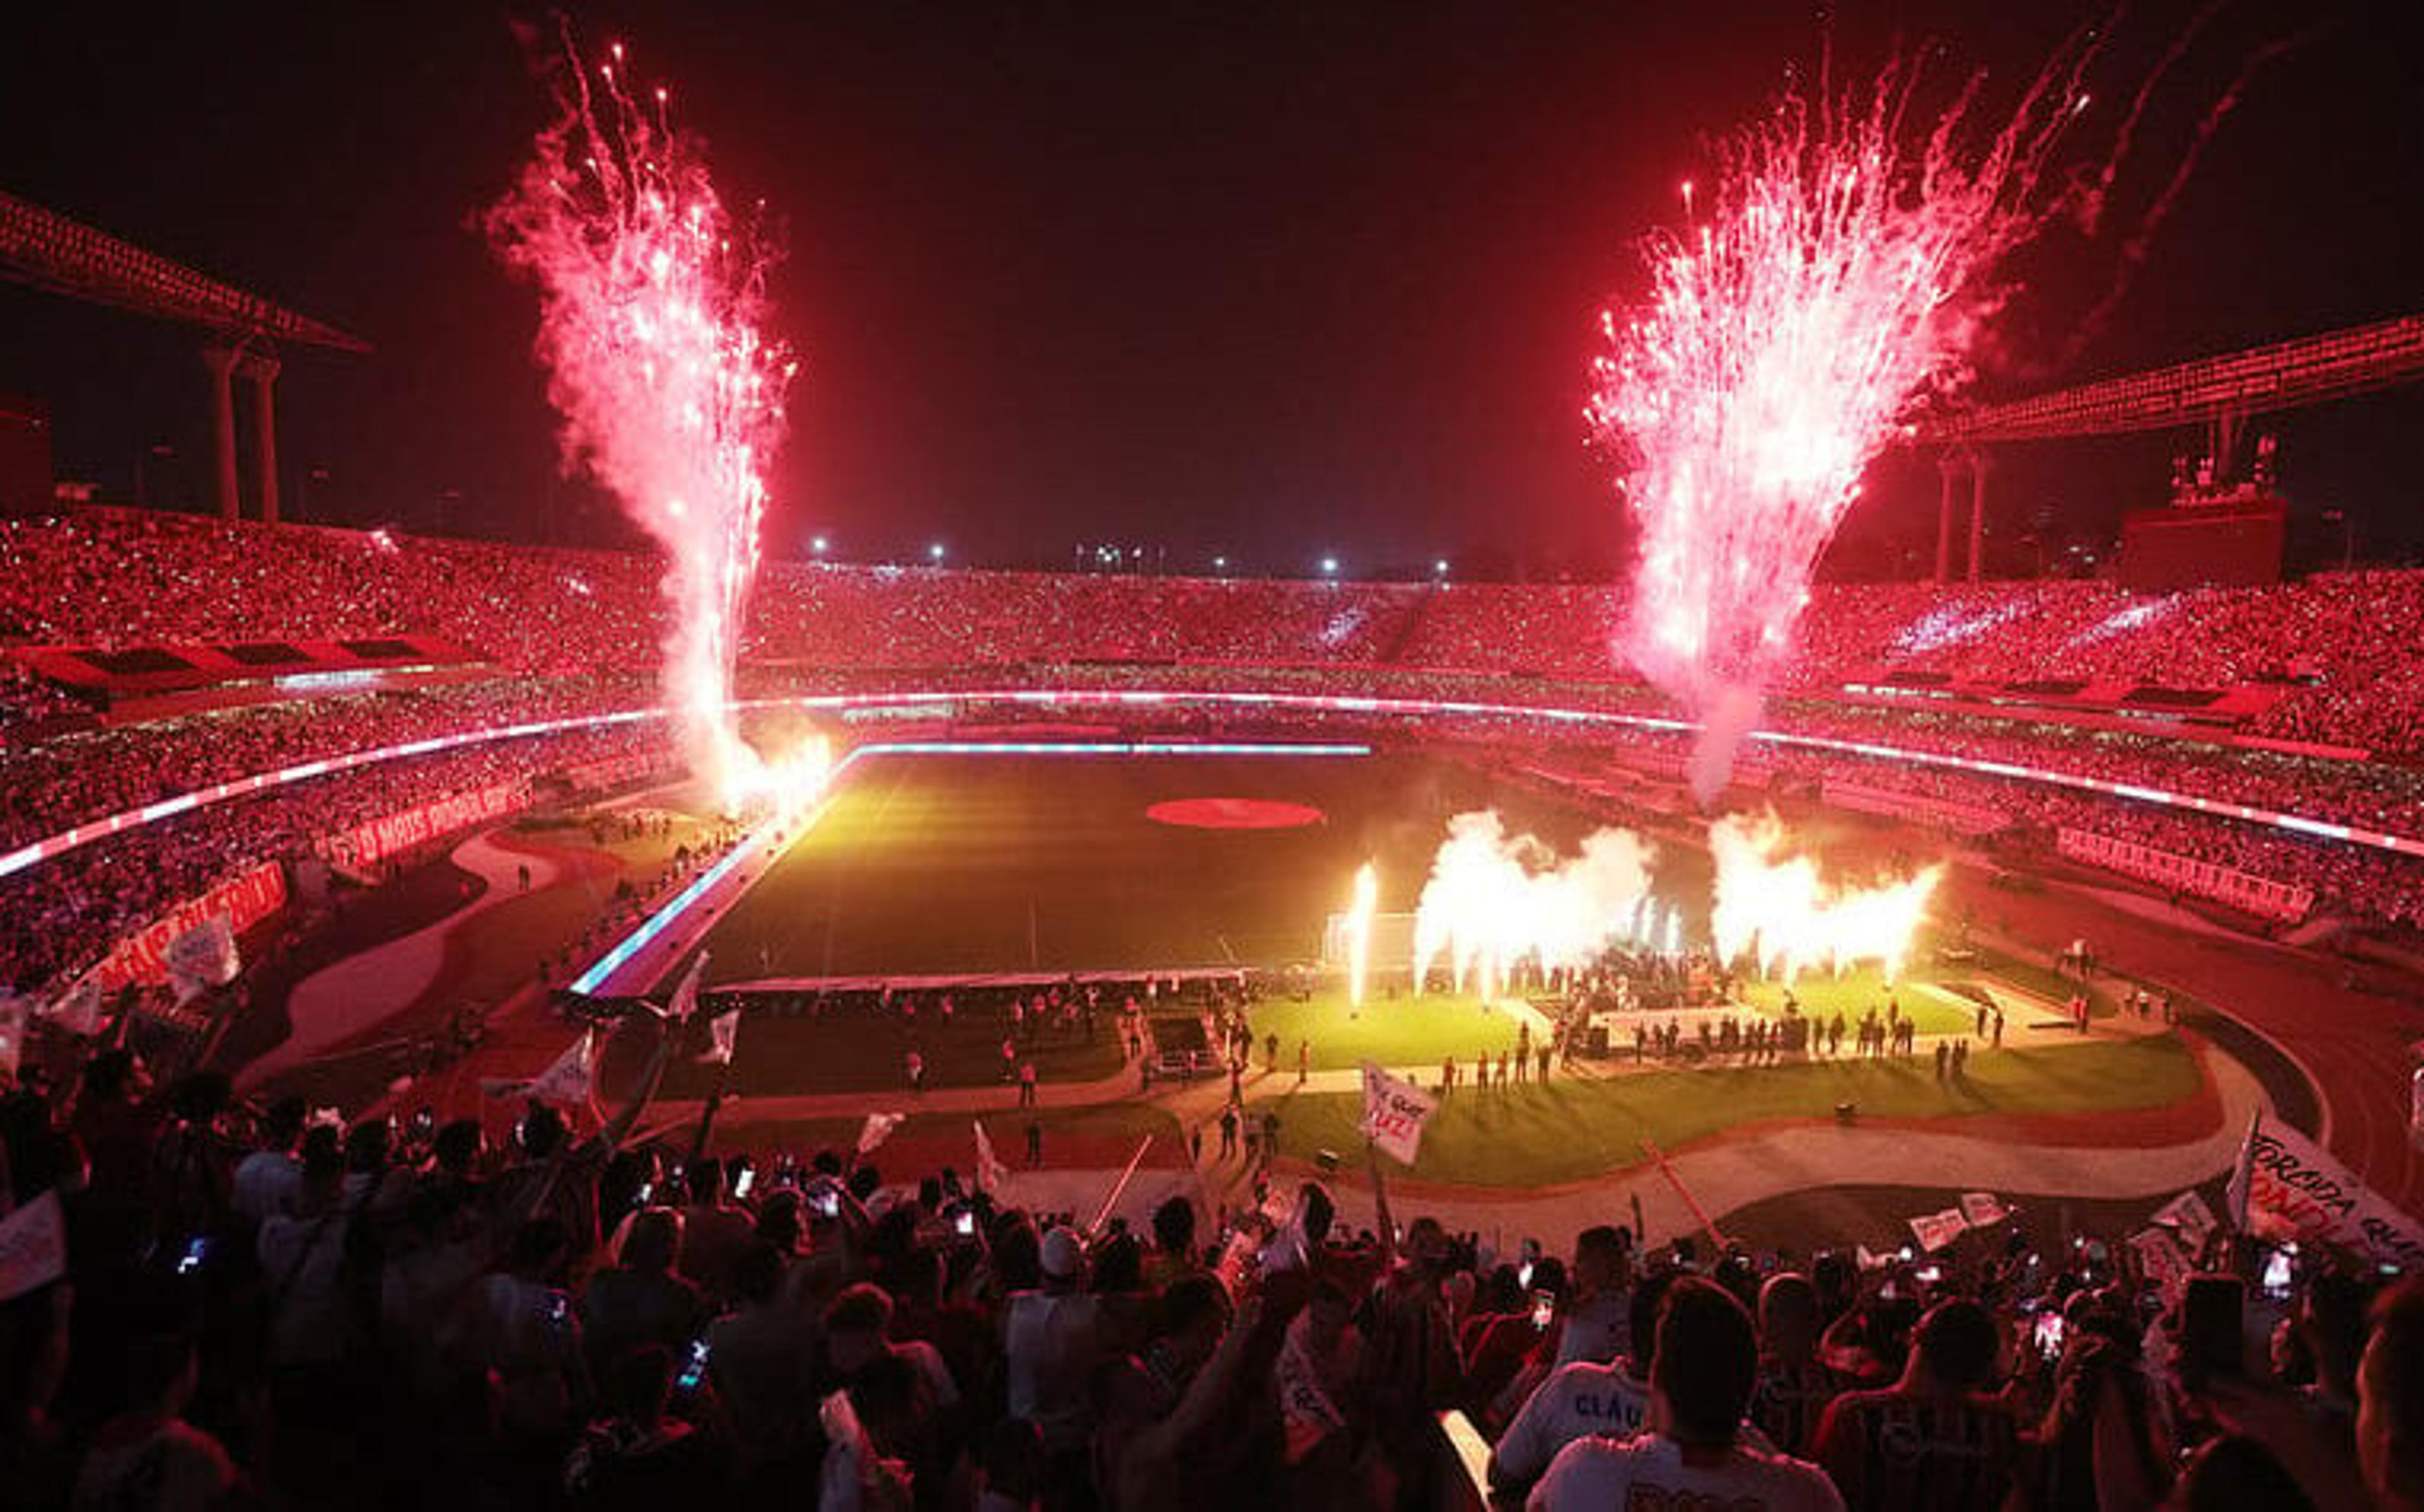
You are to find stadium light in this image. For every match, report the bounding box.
[1213,555,1228,571]
[928,542,946,564]
[1434,558,1450,577]
[810,534,829,556]
[1320,555,1339,576]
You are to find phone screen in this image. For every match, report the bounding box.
[2033,1312,2066,1360]
[734,1167,756,1200]
[954,1209,977,1236]
[2261,1249,2295,1301]
[1531,1291,1555,1328]
[676,1337,711,1392]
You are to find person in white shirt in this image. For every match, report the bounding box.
[230,1096,306,1226]
[1490,1270,1670,1492]
[1530,1277,1842,1512]
[1003,1226,1103,1456]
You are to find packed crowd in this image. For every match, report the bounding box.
[1,1027,2418,1511]
[0,721,671,998]
[12,511,2424,753]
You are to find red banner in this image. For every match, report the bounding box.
[318,780,528,875]
[90,861,287,990]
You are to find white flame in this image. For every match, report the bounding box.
[1344,862,1379,1006]
[1411,811,1656,997]
[1707,810,1939,981]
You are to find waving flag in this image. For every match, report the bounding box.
[973,1119,1009,1194]
[699,1007,741,1065]
[857,1113,906,1155]
[1358,1061,1439,1166]
[525,1031,598,1107]
[165,913,239,1003]
[665,952,708,1023]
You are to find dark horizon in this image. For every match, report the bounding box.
[3,0,2421,580]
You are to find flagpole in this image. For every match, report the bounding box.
[1087,1136,1153,1237]
[1641,1139,1729,1251]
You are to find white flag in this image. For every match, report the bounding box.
[666,952,709,1023]
[0,1190,67,1302]
[526,1031,597,1107]
[973,1119,1009,1194]
[857,1112,906,1155]
[1358,1061,1439,1166]
[2227,1109,2424,1273]
[698,1007,741,1066]
[1909,1208,1970,1253]
[2151,1190,2220,1256]
[0,996,26,1078]
[39,975,105,1038]
[1958,1192,2011,1229]
[165,913,239,1003]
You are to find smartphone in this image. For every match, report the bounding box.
[1531,1291,1555,1329]
[1916,1264,1943,1285]
[637,1179,656,1206]
[175,1236,209,1277]
[734,1167,756,1200]
[410,1107,435,1140]
[811,1185,841,1219]
[954,1208,977,1237]
[2033,1311,2067,1361]
[2261,1246,2296,1302]
[675,1336,711,1393]
[1518,1261,1535,1289]
[546,1294,571,1332]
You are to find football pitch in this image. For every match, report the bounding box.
[693,747,1621,981]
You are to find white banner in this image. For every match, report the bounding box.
[2228,1111,2424,1272]
[0,1191,67,1303]
[1909,1207,1969,1253]
[1959,1192,2010,1229]
[164,913,239,1003]
[1358,1061,1439,1167]
[2057,828,2312,922]
[526,1031,597,1107]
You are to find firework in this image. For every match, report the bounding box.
[1411,811,1655,998]
[1707,811,1939,981]
[1343,862,1381,1007]
[1591,50,2095,797]
[489,34,796,810]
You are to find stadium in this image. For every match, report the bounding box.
[3,6,2423,1511]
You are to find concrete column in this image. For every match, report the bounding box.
[202,345,242,521]
[242,355,282,524]
[1967,451,1992,584]
[1934,454,1963,584]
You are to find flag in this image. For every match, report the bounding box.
[526,1031,597,1107]
[698,1007,741,1066]
[2151,1190,2220,1256]
[1959,1192,2011,1229]
[1276,1325,1347,1462]
[1358,1061,1439,1166]
[0,1191,67,1303]
[2228,1109,2424,1272]
[0,996,25,1078]
[1855,1244,1886,1272]
[857,1112,905,1155]
[164,913,239,1003]
[666,952,709,1023]
[2129,1226,2192,1306]
[1909,1208,1970,1253]
[973,1119,1009,1194]
[39,976,105,1038]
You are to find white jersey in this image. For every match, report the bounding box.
[1491,1357,1654,1487]
[1528,1432,1843,1512]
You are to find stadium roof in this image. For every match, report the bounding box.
[0,187,368,353]
[1923,314,2424,446]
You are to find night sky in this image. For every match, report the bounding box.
[3,1,2420,577]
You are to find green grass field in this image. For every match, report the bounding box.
[1261,1032,2202,1186]
[1245,990,1529,1071]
